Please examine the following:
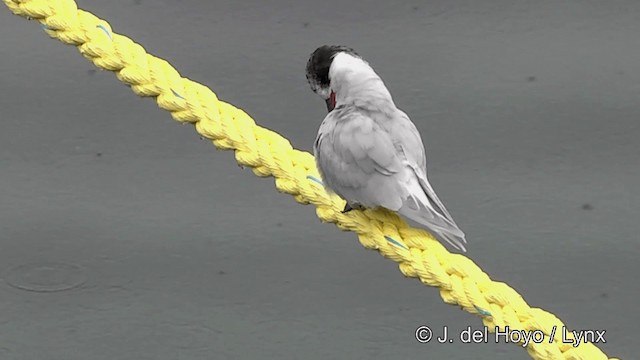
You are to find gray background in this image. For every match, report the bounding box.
[1,1,638,359]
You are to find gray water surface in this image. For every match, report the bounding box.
[1,1,638,359]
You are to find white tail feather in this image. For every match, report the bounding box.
[399,204,467,252]
[397,171,467,252]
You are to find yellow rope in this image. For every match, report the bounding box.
[3,1,618,359]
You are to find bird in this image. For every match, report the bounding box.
[305,45,467,252]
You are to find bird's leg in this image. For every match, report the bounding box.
[342,202,364,213]
[342,203,354,213]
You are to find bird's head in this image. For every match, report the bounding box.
[305,45,361,112]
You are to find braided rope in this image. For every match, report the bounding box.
[3,1,617,359]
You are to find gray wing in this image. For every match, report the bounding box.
[313,108,408,210]
[314,107,466,250]
[382,109,427,169]
[385,110,466,248]
[384,110,458,221]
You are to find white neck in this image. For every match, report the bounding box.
[329,53,395,109]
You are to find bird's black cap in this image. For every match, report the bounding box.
[306,45,359,95]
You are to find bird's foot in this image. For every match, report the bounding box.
[342,203,364,213]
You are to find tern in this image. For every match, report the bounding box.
[305,45,467,251]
